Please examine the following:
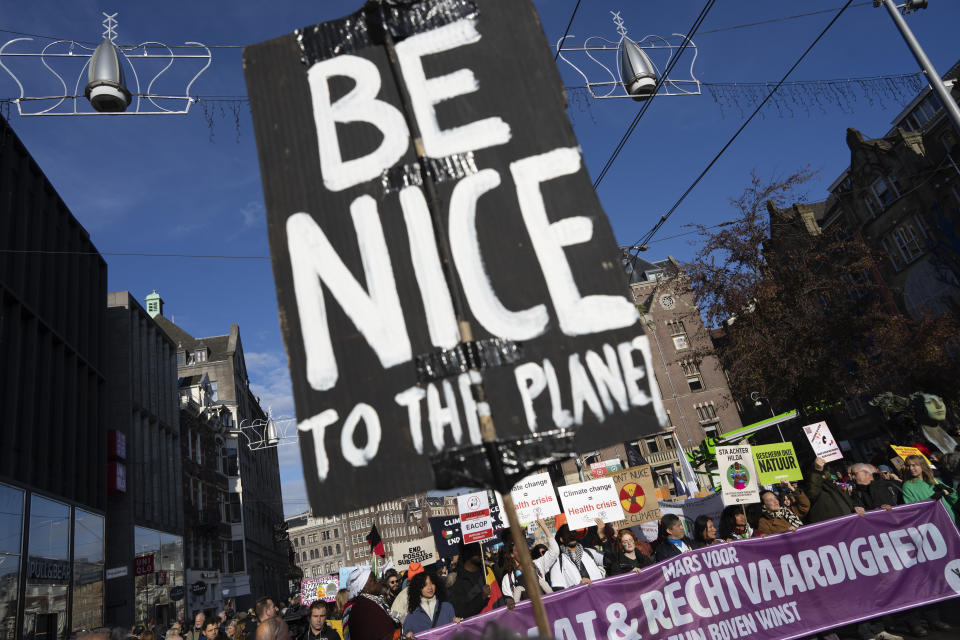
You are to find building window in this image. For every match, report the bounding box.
[845,396,868,419]
[210,381,218,402]
[195,349,207,363]
[901,91,942,131]
[871,177,894,208]
[176,350,186,366]
[336,543,341,554]
[880,236,903,271]
[644,437,659,454]
[695,402,717,422]
[862,195,878,219]
[891,222,923,264]
[667,320,689,350]
[680,360,704,392]
[334,529,339,539]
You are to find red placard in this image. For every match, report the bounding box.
[108,430,126,460]
[134,555,155,576]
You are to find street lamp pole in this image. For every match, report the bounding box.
[876,0,960,136]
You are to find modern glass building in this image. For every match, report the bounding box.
[0,484,105,640]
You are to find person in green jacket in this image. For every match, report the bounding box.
[899,454,955,636]
[901,455,959,522]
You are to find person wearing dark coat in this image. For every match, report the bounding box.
[653,514,696,562]
[604,529,654,575]
[804,458,854,523]
[851,463,901,514]
[446,544,489,619]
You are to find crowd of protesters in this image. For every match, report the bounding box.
[74,446,960,640]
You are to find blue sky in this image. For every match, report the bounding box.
[3,0,959,516]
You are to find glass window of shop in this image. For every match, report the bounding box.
[24,496,70,640]
[134,528,184,629]
[0,484,24,640]
[71,510,104,634]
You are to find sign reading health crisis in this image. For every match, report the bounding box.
[244,0,668,515]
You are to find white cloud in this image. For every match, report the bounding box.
[240,201,264,228]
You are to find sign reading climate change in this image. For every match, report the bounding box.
[717,445,760,506]
[559,478,625,529]
[510,472,561,524]
[244,0,668,514]
[420,501,960,640]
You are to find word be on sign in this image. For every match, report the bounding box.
[244,0,667,515]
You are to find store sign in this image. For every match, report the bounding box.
[108,461,127,495]
[28,557,71,583]
[106,566,128,580]
[243,0,667,516]
[190,581,208,596]
[134,554,154,576]
[108,429,127,459]
[170,586,185,601]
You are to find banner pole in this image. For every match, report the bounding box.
[377,19,552,638]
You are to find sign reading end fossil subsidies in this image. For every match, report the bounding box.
[243,0,668,515]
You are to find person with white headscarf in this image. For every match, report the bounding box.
[343,568,401,640]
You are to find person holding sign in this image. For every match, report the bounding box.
[402,573,459,637]
[756,483,809,535]
[500,519,557,606]
[548,525,605,588]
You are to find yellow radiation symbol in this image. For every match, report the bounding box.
[619,483,645,514]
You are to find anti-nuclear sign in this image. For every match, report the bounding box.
[752,443,803,485]
[244,0,668,514]
[608,465,660,528]
[717,445,760,506]
[393,536,438,570]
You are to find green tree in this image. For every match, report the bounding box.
[678,169,959,415]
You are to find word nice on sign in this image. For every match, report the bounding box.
[244,0,667,515]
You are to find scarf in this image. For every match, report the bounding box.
[563,543,589,578]
[359,593,403,626]
[732,523,753,539]
[762,506,802,529]
[420,595,437,621]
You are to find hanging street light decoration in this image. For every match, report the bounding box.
[0,11,211,116]
[85,14,132,112]
[230,414,298,452]
[557,10,701,101]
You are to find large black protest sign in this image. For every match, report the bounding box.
[244,0,668,515]
[429,502,505,558]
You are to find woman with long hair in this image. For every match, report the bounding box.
[899,454,955,635]
[604,529,653,575]
[692,515,720,548]
[402,573,460,636]
[717,505,753,540]
[901,454,959,522]
[332,589,350,620]
[653,514,696,561]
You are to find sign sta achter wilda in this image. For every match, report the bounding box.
[244,0,668,516]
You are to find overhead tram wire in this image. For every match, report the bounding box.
[592,0,718,191]
[630,0,856,255]
[696,1,872,36]
[554,0,582,62]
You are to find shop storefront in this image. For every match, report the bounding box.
[0,482,105,640]
[133,528,184,628]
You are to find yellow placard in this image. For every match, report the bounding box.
[890,445,932,466]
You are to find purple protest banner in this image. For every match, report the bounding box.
[421,501,960,640]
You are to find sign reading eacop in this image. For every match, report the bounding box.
[457,491,494,543]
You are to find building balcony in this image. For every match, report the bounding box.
[645,449,679,465]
